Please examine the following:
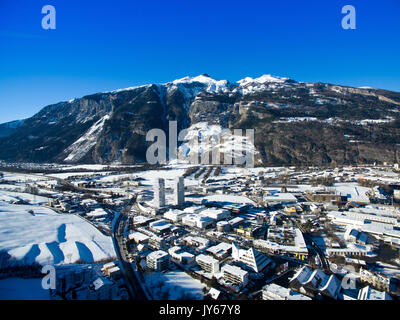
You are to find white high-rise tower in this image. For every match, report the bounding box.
[154,178,165,208]
[174,176,185,206]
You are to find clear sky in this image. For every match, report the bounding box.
[0,0,399,123]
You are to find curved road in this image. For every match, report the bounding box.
[112,211,147,300]
[294,220,330,271]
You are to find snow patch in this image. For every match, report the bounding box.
[237,74,290,85]
[171,74,230,93]
[64,115,110,163]
[177,122,258,164]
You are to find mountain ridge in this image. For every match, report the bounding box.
[1,74,400,166]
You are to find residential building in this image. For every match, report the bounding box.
[182,236,211,251]
[132,215,153,227]
[105,266,121,280]
[262,283,311,300]
[228,217,244,228]
[182,214,214,229]
[149,219,172,234]
[232,243,274,272]
[86,277,119,300]
[196,254,220,274]
[128,231,150,244]
[358,285,392,300]
[216,221,231,232]
[201,208,230,221]
[359,268,390,292]
[326,245,371,257]
[164,209,186,222]
[290,266,341,299]
[148,236,166,250]
[146,250,170,271]
[168,246,195,265]
[221,264,249,287]
[101,261,117,274]
[206,242,232,259]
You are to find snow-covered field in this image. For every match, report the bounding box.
[143,270,205,300]
[1,172,47,183]
[0,184,25,192]
[0,190,49,205]
[202,194,255,205]
[0,202,116,265]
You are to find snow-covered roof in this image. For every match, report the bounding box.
[108,266,120,274]
[208,288,221,299]
[263,283,311,300]
[206,242,232,255]
[169,246,194,259]
[93,277,112,290]
[86,208,108,217]
[328,211,400,238]
[102,261,116,270]
[128,231,150,242]
[196,254,219,264]
[133,215,152,224]
[147,250,169,260]
[221,264,248,277]
[263,192,298,203]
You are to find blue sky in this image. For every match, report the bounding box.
[0,0,399,123]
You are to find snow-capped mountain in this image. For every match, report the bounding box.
[1,74,400,166]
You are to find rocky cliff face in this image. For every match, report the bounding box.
[1,74,400,166]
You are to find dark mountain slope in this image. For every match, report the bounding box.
[1,74,399,166]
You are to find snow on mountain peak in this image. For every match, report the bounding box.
[173,74,215,84]
[237,74,291,85]
[358,86,373,90]
[107,84,150,94]
[102,74,294,98]
[171,74,230,93]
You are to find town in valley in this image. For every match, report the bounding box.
[1,160,400,301]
